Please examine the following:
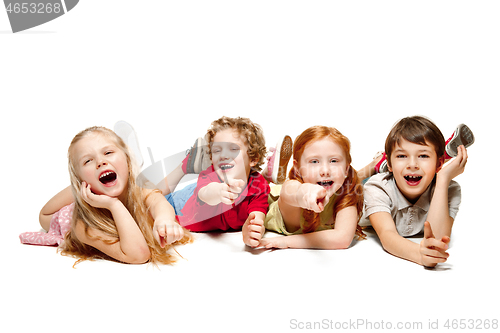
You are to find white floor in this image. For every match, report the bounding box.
[6,207,498,332]
[2,2,499,332]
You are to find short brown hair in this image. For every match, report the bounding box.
[206,116,266,172]
[385,116,445,168]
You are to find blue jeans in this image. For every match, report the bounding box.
[165,183,196,216]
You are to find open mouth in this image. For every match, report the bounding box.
[219,164,234,171]
[318,180,334,188]
[99,171,117,185]
[403,175,422,185]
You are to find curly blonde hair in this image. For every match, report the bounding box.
[60,126,193,266]
[206,116,266,173]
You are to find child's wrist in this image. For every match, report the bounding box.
[107,198,123,211]
[436,173,452,187]
[296,187,307,208]
[155,214,175,224]
[198,182,223,205]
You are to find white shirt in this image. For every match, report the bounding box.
[359,173,461,237]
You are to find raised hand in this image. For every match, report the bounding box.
[199,178,246,206]
[419,221,450,268]
[220,178,245,205]
[438,145,468,183]
[242,212,265,247]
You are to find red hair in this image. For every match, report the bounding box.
[289,126,365,238]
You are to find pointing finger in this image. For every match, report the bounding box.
[424,221,434,239]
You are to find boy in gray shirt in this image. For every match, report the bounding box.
[359,117,474,268]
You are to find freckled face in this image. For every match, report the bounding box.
[295,138,349,197]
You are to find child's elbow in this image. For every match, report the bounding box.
[334,239,352,250]
[127,247,151,264]
[324,236,352,250]
[39,211,51,232]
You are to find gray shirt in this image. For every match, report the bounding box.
[359,173,461,237]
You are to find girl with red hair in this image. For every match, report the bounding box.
[256,126,365,249]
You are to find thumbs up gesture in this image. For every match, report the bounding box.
[419,221,450,268]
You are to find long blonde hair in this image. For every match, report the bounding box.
[59,126,193,266]
[289,126,365,239]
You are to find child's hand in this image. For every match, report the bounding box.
[259,236,289,249]
[297,184,331,213]
[153,218,185,248]
[80,181,118,210]
[242,212,265,247]
[419,221,450,268]
[438,145,468,183]
[220,178,245,205]
[199,179,246,206]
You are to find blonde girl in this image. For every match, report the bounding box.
[39,126,192,265]
[258,125,365,249]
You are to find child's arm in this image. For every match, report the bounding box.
[198,178,245,206]
[260,205,358,250]
[279,180,331,213]
[73,182,150,264]
[275,179,332,232]
[370,211,449,267]
[39,186,74,231]
[426,145,467,239]
[147,190,185,248]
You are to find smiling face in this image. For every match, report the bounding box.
[210,129,257,185]
[388,138,441,202]
[71,133,129,201]
[294,138,349,197]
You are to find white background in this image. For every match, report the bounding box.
[1,1,498,332]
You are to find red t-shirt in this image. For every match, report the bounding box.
[177,166,270,232]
